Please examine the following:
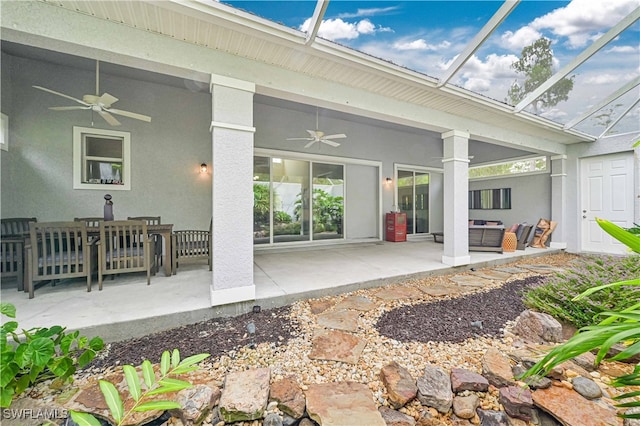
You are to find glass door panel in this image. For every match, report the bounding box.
[253,156,271,244]
[397,170,414,234]
[397,169,430,235]
[312,163,344,240]
[415,172,429,233]
[272,158,310,242]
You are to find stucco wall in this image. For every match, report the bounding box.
[1,54,212,230]
[468,172,551,228]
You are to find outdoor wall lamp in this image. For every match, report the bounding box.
[200,163,208,174]
[385,177,393,184]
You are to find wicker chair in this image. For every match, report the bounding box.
[97,220,153,290]
[127,216,162,273]
[1,217,37,291]
[25,221,93,299]
[172,219,212,272]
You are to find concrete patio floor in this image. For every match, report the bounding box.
[0,238,561,342]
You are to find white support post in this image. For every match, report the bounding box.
[210,74,256,306]
[550,155,568,249]
[441,130,471,266]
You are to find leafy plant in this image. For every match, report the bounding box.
[70,349,210,426]
[294,188,343,232]
[520,218,640,419]
[0,303,104,408]
[274,210,292,224]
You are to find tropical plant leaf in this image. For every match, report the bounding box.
[99,380,124,423]
[134,400,182,411]
[0,304,16,318]
[170,365,198,375]
[123,365,141,402]
[141,360,155,388]
[596,218,640,253]
[177,353,210,367]
[160,351,170,376]
[0,386,14,409]
[89,337,104,351]
[26,338,55,367]
[2,322,18,333]
[78,349,96,368]
[69,411,103,426]
[576,279,640,300]
[171,349,180,368]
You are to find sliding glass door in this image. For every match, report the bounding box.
[397,169,429,235]
[253,155,344,244]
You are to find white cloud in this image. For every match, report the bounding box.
[529,0,638,48]
[540,108,569,120]
[393,39,451,51]
[583,72,638,85]
[606,45,638,53]
[456,53,520,95]
[338,6,400,19]
[500,26,542,51]
[300,18,385,41]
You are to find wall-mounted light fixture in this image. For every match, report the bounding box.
[385,177,393,184]
[200,163,208,174]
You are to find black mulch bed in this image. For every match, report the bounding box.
[375,276,545,343]
[89,276,545,370]
[89,305,300,370]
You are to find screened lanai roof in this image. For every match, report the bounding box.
[223,0,640,138]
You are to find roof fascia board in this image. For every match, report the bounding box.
[563,76,640,129]
[305,0,329,45]
[514,7,640,112]
[437,0,520,87]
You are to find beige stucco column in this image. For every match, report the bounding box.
[441,130,471,266]
[209,74,256,306]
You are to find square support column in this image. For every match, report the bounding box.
[441,130,471,266]
[210,74,256,306]
[550,154,567,249]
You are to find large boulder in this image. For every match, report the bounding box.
[513,310,563,343]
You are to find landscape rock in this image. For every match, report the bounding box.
[512,310,563,343]
[380,361,418,409]
[305,382,385,426]
[498,386,533,422]
[171,384,220,425]
[316,309,360,332]
[263,412,284,426]
[511,365,551,390]
[378,406,416,426]
[333,295,377,311]
[450,367,489,392]
[269,376,306,419]
[416,365,453,414]
[482,348,515,387]
[571,351,597,372]
[476,409,509,426]
[309,329,366,364]
[219,368,270,422]
[532,385,623,426]
[452,394,479,419]
[571,376,602,400]
[623,406,640,426]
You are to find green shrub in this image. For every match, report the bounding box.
[522,254,640,328]
[0,303,104,408]
[274,211,292,224]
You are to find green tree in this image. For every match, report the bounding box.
[506,37,574,114]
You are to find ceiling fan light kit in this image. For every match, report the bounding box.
[33,60,151,126]
[286,107,346,148]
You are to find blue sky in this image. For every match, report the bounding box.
[222,1,640,135]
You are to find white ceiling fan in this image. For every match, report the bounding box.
[32,60,151,126]
[286,107,346,148]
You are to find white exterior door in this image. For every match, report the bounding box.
[580,152,635,254]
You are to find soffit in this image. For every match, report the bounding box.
[35,0,592,145]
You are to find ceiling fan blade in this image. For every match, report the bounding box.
[98,92,119,107]
[321,139,341,147]
[306,129,319,138]
[33,85,89,106]
[98,110,121,126]
[49,106,91,111]
[304,140,317,148]
[106,108,152,122]
[286,137,314,141]
[322,133,346,140]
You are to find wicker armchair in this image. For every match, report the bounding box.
[97,220,153,289]
[25,221,93,299]
[172,219,212,272]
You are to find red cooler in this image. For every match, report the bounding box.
[386,212,407,242]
